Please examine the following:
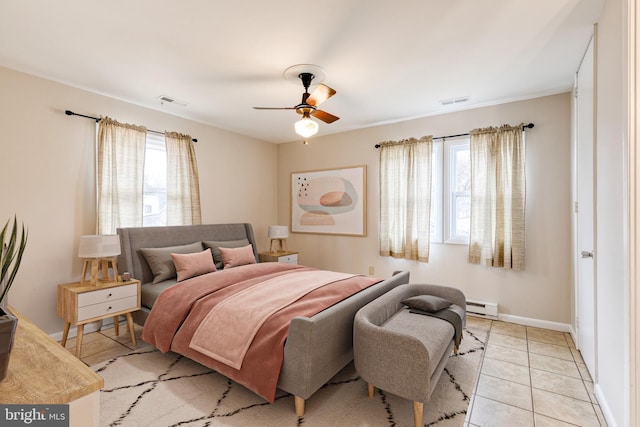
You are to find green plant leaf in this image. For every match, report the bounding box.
[0,216,28,305]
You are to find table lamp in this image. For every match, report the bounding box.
[268,225,289,253]
[78,235,121,285]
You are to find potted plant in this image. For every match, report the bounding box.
[0,216,28,381]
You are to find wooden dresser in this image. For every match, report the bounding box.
[0,306,103,426]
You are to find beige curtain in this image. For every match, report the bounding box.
[97,118,147,234]
[165,132,202,225]
[469,124,525,269]
[379,136,433,262]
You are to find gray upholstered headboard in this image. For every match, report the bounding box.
[117,223,259,285]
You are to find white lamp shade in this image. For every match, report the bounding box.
[78,235,121,258]
[268,225,289,239]
[294,117,319,138]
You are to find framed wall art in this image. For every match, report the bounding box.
[291,165,367,236]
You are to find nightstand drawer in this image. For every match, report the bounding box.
[279,254,298,264]
[258,251,299,264]
[77,295,139,322]
[77,283,137,307]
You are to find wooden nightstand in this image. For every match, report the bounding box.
[258,251,299,264]
[57,279,141,358]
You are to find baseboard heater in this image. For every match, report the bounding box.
[466,299,498,319]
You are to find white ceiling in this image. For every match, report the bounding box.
[0,0,604,143]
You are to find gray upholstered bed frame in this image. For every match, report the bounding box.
[117,223,410,415]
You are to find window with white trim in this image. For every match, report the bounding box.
[432,137,471,244]
[430,142,442,242]
[142,133,167,226]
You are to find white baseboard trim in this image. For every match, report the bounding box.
[49,317,118,342]
[497,313,573,333]
[55,313,573,342]
[594,383,618,427]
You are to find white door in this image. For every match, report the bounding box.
[576,37,596,378]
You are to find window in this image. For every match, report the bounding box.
[378,134,470,257]
[378,137,433,261]
[380,125,525,260]
[432,137,471,244]
[143,134,167,226]
[430,143,442,241]
[97,118,201,234]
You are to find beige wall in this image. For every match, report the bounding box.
[0,64,574,332]
[278,93,573,324]
[0,66,278,334]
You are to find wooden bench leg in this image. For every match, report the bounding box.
[294,396,305,417]
[413,401,423,427]
[367,383,374,398]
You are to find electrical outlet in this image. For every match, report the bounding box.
[368,266,375,275]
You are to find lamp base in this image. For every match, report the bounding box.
[270,239,288,254]
[81,257,119,285]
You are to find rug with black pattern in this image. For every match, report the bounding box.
[93,317,490,427]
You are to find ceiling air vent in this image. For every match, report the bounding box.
[440,96,469,107]
[156,95,187,107]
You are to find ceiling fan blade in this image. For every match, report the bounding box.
[306,84,336,106]
[253,106,296,110]
[312,110,340,123]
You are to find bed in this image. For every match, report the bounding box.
[117,223,410,415]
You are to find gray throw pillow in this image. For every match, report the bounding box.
[203,239,251,269]
[140,241,204,284]
[402,295,452,313]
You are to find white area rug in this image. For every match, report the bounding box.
[93,319,489,427]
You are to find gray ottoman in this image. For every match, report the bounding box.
[353,283,466,427]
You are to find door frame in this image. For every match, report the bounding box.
[572,29,598,379]
[627,0,639,423]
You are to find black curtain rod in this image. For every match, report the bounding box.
[374,123,534,148]
[65,110,198,142]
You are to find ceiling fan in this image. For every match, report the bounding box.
[253,71,339,138]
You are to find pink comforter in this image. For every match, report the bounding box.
[142,262,380,402]
[189,269,359,369]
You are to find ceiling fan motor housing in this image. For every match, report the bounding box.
[296,104,315,115]
[296,73,317,113]
[298,72,315,90]
[253,64,338,126]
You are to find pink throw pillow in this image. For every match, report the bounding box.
[218,244,257,269]
[171,248,216,282]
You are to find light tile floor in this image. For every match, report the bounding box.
[61,318,608,426]
[465,317,608,427]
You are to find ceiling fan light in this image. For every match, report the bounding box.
[294,117,319,138]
